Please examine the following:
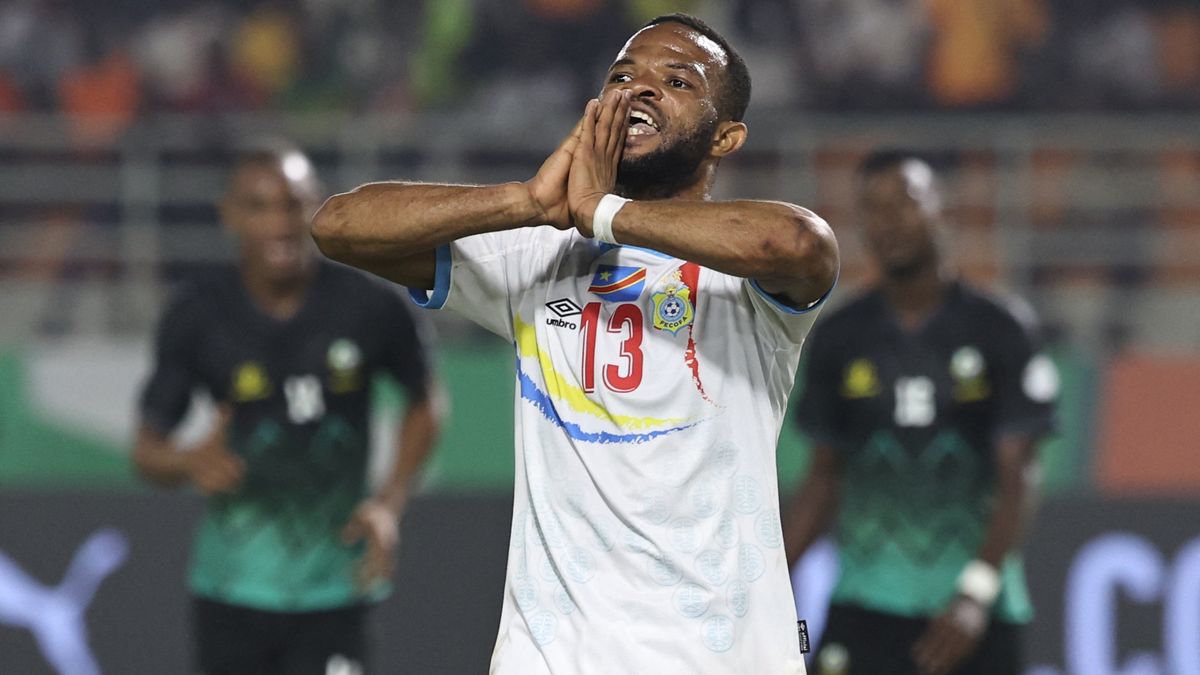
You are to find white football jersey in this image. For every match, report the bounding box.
[411,226,826,674]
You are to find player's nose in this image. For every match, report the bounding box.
[619,77,661,101]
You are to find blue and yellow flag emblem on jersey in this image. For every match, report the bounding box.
[589,265,646,302]
[652,280,694,333]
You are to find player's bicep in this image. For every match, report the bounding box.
[751,207,839,310]
[752,273,835,313]
[140,292,204,434]
[992,317,1059,440]
[332,248,437,290]
[139,362,197,435]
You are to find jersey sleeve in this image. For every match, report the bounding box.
[990,300,1059,441]
[138,288,202,435]
[407,227,573,341]
[791,322,844,447]
[745,277,835,346]
[378,289,433,404]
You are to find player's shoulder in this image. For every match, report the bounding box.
[954,281,1041,335]
[161,266,237,319]
[812,287,884,335]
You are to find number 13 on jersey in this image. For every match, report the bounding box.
[579,302,644,394]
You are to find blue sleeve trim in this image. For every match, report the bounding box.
[750,273,837,315]
[407,245,452,310]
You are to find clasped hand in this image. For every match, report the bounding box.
[524,89,633,237]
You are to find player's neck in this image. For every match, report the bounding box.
[881,262,950,330]
[240,263,317,321]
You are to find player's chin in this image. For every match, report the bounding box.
[881,255,923,279]
[260,258,311,284]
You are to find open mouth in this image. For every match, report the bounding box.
[627,109,660,137]
[263,239,304,268]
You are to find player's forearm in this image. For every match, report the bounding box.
[610,199,838,303]
[131,425,190,488]
[783,483,838,568]
[313,181,542,264]
[975,437,1040,567]
[373,394,441,516]
[783,446,841,568]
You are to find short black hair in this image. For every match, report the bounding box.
[642,13,751,122]
[230,140,305,174]
[858,149,929,179]
[857,149,946,213]
[226,140,322,196]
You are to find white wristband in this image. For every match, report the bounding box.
[956,560,1001,607]
[592,194,629,244]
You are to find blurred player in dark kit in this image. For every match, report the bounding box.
[133,145,440,675]
[784,150,1058,675]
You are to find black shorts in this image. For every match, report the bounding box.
[192,597,369,675]
[812,602,1021,675]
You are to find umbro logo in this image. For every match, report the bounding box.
[545,298,581,329]
[546,298,582,318]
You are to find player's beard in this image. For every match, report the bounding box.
[616,117,716,199]
[882,255,931,281]
[876,228,942,281]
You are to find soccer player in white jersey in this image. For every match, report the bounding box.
[313,13,839,674]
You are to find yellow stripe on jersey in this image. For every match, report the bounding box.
[514,315,686,431]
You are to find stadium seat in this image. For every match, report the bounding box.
[1096,353,1200,494]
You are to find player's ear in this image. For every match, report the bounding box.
[710,121,747,159]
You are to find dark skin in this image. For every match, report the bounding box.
[220,160,322,319]
[858,159,946,327]
[312,22,838,310]
[782,160,1040,675]
[132,157,441,589]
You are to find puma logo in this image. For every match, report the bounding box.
[0,528,129,675]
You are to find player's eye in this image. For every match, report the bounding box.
[667,78,690,89]
[610,73,632,84]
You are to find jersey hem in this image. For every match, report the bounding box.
[187,582,388,613]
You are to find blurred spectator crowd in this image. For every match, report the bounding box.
[0,0,1197,132]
